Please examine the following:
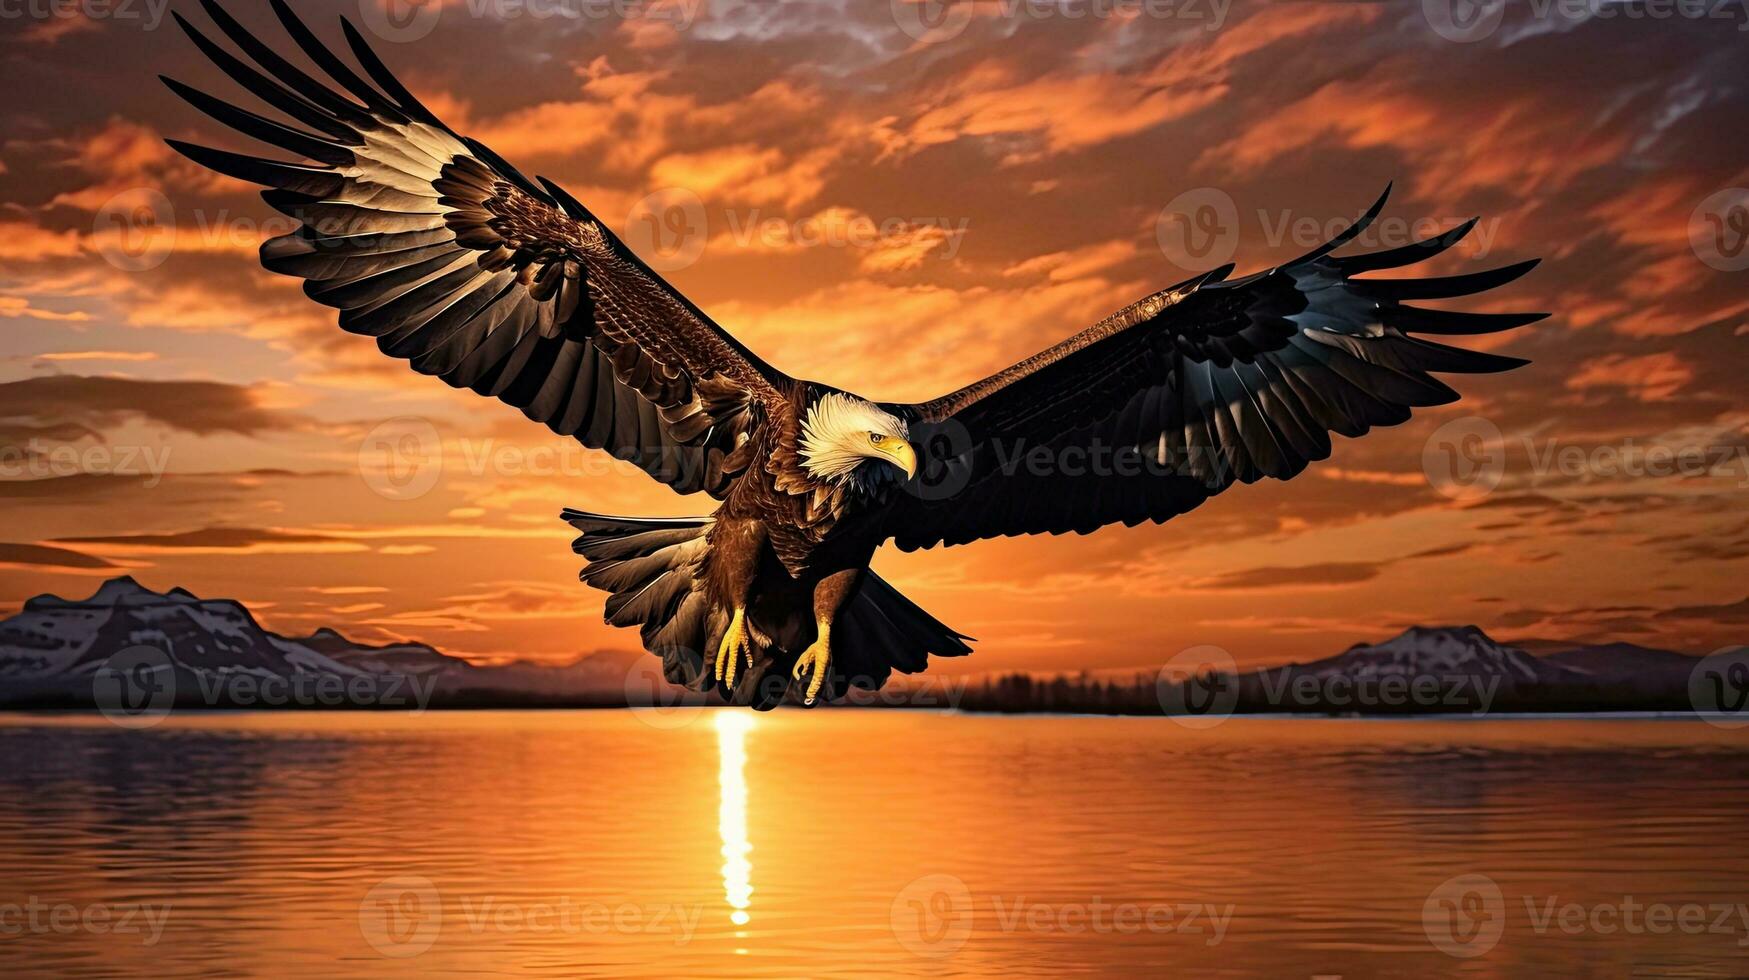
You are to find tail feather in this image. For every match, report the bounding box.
[564,510,713,687]
[648,589,715,689]
[562,508,973,709]
[837,573,972,691]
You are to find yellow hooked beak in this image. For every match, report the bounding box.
[871,436,917,480]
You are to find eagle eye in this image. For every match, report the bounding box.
[869,432,887,444]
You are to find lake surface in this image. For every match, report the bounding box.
[0,711,1745,977]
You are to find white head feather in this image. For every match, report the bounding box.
[799,393,910,483]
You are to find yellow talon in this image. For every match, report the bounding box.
[715,607,752,688]
[791,622,831,705]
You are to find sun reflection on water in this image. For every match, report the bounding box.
[715,712,755,944]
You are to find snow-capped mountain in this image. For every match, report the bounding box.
[296,627,465,677]
[1294,625,1585,686]
[0,577,649,709]
[1231,625,1697,713]
[0,576,365,680]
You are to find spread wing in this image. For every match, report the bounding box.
[883,187,1545,550]
[163,0,789,498]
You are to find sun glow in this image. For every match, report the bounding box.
[715,712,755,940]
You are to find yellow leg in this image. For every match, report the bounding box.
[714,607,752,688]
[791,619,832,705]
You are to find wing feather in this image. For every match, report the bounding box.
[165,0,789,498]
[885,187,1543,549]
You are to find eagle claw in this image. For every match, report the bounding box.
[791,638,831,706]
[714,608,753,689]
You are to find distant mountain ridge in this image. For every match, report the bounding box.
[1230,625,1693,712]
[0,578,1725,714]
[1313,625,1576,684]
[3,576,361,679]
[964,625,1715,715]
[0,577,654,710]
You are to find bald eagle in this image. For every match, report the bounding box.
[165,0,1544,708]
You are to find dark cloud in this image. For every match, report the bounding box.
[1405,543,1477,560]
[1187,541,1481,591]
[0,542,113,569]
[1662,528,1749,564]
[0,420,100,445]
[1187,560,1384,591]
[0,470,346,506]
[56,527,344,549]
[0,376,303,437]
[0,473,160,499]
[1654,596,1749,628]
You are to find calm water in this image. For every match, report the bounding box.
[0,711,1746,978]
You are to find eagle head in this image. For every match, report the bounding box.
[799,392,916,486]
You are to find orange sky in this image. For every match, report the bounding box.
[1,0,1746,673]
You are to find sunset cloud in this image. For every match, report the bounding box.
[0,376,304,437]
[0,221,85,261]
[1185,560,1384,592]
[1566,352,1695,403]
[55,527,367,555]
[0,542,114,571]
[32,350,157,362]
[0,297,92,322]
